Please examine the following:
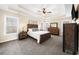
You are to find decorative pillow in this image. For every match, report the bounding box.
[39,29,44,31]
[32,28,39,31]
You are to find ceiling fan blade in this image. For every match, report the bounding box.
[47,11,52,13]
[38,10,42,12]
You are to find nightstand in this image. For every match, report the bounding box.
[18,31,27,40]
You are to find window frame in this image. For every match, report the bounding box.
[4,15,19,35]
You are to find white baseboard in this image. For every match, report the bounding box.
[0,38,17,43]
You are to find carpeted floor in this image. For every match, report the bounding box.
[0,35,78,55]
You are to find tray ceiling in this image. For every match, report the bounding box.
[0,4,71,18]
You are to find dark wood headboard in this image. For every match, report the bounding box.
[27,24,38,29]
[27,24,38,32]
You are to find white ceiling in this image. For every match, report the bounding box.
[0,4,71,18]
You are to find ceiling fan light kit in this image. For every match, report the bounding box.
[38,8,52,14]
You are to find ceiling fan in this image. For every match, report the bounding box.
[38,8,52,14]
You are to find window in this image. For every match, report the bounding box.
[4,16,19,35]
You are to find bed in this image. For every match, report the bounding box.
[27,24,51,44]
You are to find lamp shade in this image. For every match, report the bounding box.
[71,4,76,20]
[71,4,78,20]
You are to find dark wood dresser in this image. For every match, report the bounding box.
[48,27,59,35]
[18,31,27,40]
[63,23,78,55]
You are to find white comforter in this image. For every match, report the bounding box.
[27,31,49,43]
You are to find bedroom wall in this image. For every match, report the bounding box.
[0,9,28,43]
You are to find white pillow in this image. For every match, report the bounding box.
[28,28,32,32]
